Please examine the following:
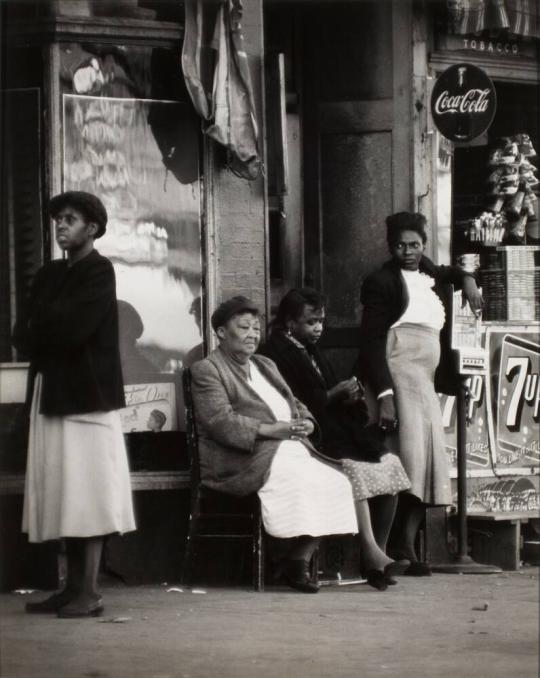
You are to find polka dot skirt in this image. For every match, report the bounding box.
[341,453,411,501]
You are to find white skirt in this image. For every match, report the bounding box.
[22,375,136,543]
[257,442,358,539]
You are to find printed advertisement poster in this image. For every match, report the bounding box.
[464,475,540,513]
[120,382,178,433]
[440,373,492,477]
[486,328,539,469]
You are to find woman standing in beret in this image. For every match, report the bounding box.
[13,191,136,618]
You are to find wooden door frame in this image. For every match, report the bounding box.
[303,0,415,293]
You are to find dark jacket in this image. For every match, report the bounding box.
[190,348,336,497]
[13,249,125,416]
[259,332,386,461]
[356,255,472,397]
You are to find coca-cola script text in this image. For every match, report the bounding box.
[434,89,491,115]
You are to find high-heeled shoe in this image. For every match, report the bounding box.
[365,569,388,591]
[384,559,410,578]
[403,561,432,577]
[278,559,319,594]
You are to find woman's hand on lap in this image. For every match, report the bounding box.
[258,420,313,440]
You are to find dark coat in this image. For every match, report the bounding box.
[13,249,125,416]
[356,255,473,397]
[190,347,336,497]
[259,332,385,461]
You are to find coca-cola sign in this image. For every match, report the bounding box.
[431,63,496,142]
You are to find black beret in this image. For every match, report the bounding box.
[49,191,108,238]
[211,296,260,332]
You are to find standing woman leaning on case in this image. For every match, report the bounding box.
[356,212,483,575]
[13,191,136,618]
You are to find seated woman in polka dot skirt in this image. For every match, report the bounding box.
[260,288,411,590]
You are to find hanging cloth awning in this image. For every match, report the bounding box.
[448,0,540,39]
[181,0,262,180]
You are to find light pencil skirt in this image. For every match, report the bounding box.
[384,324,452,506]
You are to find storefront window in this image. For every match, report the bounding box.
[1,17,203,470]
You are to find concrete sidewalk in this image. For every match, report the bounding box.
[1,569,538,678]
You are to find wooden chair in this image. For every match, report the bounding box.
[181,367,265,591]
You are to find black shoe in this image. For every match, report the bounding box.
[25,590,74,614]
[365,569,388,591]
[384,560,410,580]
[57,594,104,618]
[404,561,432,577]
[281,559,319,594]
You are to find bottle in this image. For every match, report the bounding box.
[454,66,472,141]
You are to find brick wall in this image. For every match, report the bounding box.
[207,0,268,329]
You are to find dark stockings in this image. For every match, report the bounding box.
[389,493,426,562]
[64,536,104,600]
[368,494,398,552]
[287,535,320,563]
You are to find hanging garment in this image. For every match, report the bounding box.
[182,0,261,180]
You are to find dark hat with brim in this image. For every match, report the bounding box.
[49,191,108,238]
[211,296,260,332]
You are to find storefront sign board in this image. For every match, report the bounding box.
[441,325,540,477]
[485,327,540,470]
[441,374,492,477]
[436,34,537,59]
[431,63,496,142]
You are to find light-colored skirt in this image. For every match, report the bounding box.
[383,324,452,506]
[341,453,411,500]
[257,442,358,539]
[22,375,136,543]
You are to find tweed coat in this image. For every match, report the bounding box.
[190,347,332,497]
[356,255,474,397]
[12,249,125,416]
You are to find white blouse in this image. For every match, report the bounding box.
[391,269,446,331]
[247,360,292,421]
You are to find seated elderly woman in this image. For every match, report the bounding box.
[190,296,410,593]
[259,287,410,565]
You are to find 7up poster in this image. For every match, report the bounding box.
[486,328,540,469]
[440,373,492,477]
